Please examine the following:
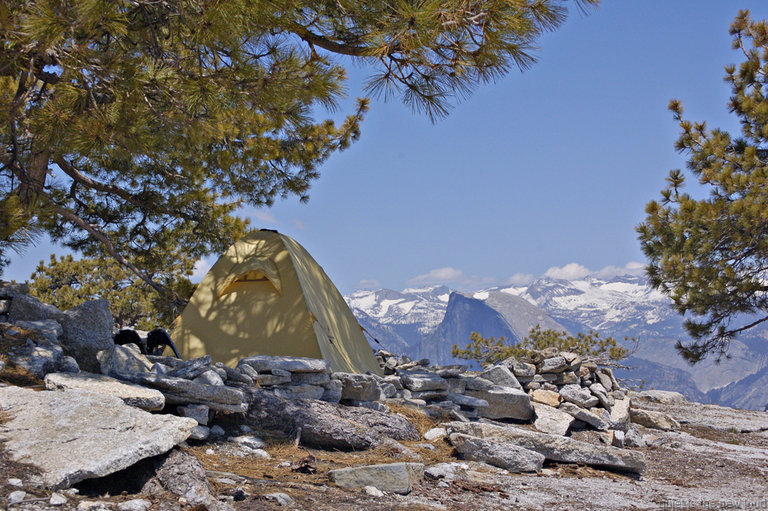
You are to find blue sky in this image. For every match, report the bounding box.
[6,1,768,295]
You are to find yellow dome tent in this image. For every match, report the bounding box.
[172,230,381,374]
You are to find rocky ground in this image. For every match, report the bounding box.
[3,393,768,511]
[3,283,768,511]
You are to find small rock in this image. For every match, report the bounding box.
[250,449,271,459]
[272,384,325,400]
[240,355,328,373]
[210,425,226,437]
[8,491,26,505]
[501,357,535,378]
[8,478,23,487]
[559,384,599,409]
[539,356,568,374]
[328,462,424,494]
[233,435,267,450]
[424,462,467,481]
[624,426,646,448]
[177,404,212,425]
[400,371,448,392]
[333,372,383,401]
[188,425,210,441]
[364,486,384,497]
[233,488,248,501]
[193,370,224,386]
[49,492,68,506]
[450,433,545,473]
[596,371,614,392]
[479,365,521,389]
[423,427,447,441]
[320,379,343,403]
[466,386,534,420]
[630,408,681,431]
[633,389,687,404]
[117,499,151,511]
[264,492,292,506]
[532,402,574,436]
[560,402,611,430]
[530,389,562,408]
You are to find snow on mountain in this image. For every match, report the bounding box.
[345,285,451,335]
[495,274,673,335]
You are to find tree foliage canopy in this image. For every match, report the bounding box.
[637,10,768,363]
[29,254,194,329]
[0,0,597,293]
[452,326,630,367]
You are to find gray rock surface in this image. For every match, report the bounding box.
[633,389,687,404]
[58,299,114,373]
[333,372,382,401]
[532,402,575,436]
[328,462,424,494]
[445,421,646,474]
[400,370,449,392]
[559,384,600,409]
[501,357,536,378]
[560,402,611,430]
[631,393,768,432]
[449,433,545,472]
[44,372,165,411]
[630,408,681,431]
[7,293,64,323]
[479,365,522,389]
[272,384,325,400]
[0,387,195,488]
[609,398,631,432]
[245,388,417,450]
[141,449,234,511]
[98,344,153,377]
[238,355,328,373]
[177,404,212,425]
[111,371,247,413]
[539,356,568,374]
[466,386,534,420]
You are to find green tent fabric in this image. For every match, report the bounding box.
[172,230,381,374]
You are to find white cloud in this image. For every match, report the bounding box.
[293,219,306,230]
[356,279,381,289]
[406,267,496,291]
[507,273,535,286]
[407,267,465,286]
[595,261,646,279]
[544,263,591,280]
[191,258,212,282]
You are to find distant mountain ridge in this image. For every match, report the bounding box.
[345,273,768,410]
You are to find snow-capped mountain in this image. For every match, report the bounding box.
[492,274,675,336]
[345,272,768,410]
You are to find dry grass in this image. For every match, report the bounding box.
[386,402,440,436]
[0,324,44,387]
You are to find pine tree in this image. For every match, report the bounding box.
[1,0,598,296]
[29,254,194,329]
[637,10,768,363]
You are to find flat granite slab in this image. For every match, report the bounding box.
[44,372,165,411]
[0,386,196,488]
